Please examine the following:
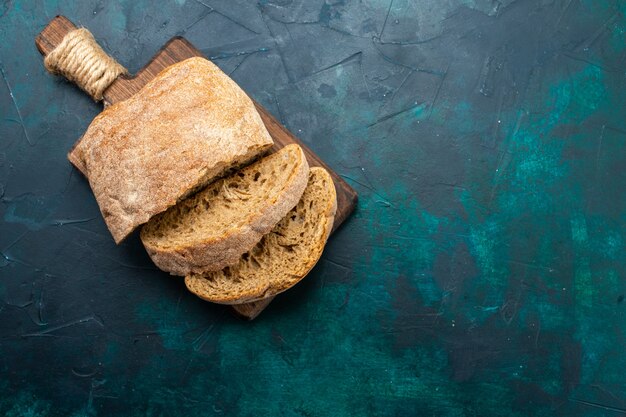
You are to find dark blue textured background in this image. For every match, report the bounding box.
[1,1,625,415]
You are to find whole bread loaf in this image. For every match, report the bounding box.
[69,57,273,243]
[140,144,309,276]
[185,167,337,304]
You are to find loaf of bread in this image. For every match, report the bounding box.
[184,167,337,304]
[140,144,309,276]
[69,57,273,243]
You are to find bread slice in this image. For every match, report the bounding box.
[69,57,274,243]
[141,144,309,276]
[184,167,337,305]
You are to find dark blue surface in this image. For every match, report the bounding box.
[1,1,626,415]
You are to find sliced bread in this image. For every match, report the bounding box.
[141,144,309,276]
[184,167,337,305]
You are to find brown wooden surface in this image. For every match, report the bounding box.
[36,15,357,320]
[231,299,273,321]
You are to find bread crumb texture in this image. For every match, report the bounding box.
[141,144,309,276]
[185,167,337,304]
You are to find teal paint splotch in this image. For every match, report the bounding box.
[571,212,594,309]
[0,384,51,417]
[550,65,607,123]
[610,18,626,52]
[457,63,624,402]
[135,299,193,351]
[347,56,626,411]
[462,62,613,286]
[356,180,448,308]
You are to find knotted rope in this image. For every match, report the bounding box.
[44,28,127,101]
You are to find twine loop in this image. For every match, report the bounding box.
[44,28,127,101]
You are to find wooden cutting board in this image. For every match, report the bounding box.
[36,16,357,320]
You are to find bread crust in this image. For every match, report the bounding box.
[141,145,309,276]
[69,57,273,243]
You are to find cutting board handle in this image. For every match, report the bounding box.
[36,16,127,101]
